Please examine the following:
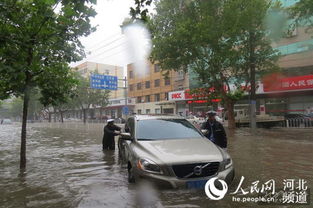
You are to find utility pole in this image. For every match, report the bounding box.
[119,76,128,119]
[249,31,257,134]
[124,76,128,119]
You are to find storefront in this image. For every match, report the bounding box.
[168,90,222,117]
[260,74,313,115]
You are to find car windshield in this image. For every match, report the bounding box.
[136,119,203,140]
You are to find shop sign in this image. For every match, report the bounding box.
[187,99,221,104]
[263,74,313,92]
[169,90,186,100]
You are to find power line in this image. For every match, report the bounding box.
[86,32,122,50]
[88,48,128,61]
[86,40,128,60]
[87,35,126,53]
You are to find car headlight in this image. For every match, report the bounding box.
[137,159,163,174]
[220,149,233,170]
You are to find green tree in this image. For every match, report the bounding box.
[0,0,96,169]
[148,0,279,129]
[130,0,153,22]
[290,0,313,33]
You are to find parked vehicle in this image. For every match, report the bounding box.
[1,119,12,124]
[186,115,205,126]
[118,115,234,189]
[234,109,284,128]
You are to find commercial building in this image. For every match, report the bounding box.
[127,62,176,114]
[254,1,313,116]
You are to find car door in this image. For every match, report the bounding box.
[119,118,135,161]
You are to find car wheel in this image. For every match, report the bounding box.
[128,163,135,183]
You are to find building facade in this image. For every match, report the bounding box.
[127,62,176,115]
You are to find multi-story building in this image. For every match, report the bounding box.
[127,62,176,114]
[255,1,313,116]
[74,61,134,119]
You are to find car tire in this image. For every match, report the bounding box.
[128,164,135,183]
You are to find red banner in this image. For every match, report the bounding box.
[263,74,313,92]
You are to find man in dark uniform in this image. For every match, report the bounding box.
[103,119,121,150]
[201,111,227,149]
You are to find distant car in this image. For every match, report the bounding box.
[1,119,12,124]
[186,115,205,125]
[118,115,234,188]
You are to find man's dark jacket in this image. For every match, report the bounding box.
[102,124,121,150]
[201,120,227,148]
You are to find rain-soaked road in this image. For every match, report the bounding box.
[0,122,312,208]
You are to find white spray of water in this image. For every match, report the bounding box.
[124,22,152,77]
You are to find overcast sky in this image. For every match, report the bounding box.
[72,0,137,68]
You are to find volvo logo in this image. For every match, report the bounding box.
[193,165,202,176]
[183,162,212,178]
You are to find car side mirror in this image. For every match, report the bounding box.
[120,132,133,141]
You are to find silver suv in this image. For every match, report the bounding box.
[118,115,234,189]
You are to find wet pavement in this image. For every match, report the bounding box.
[0,122,312,208]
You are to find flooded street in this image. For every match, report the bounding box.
[0,123,312,208]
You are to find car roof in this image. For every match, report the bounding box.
[131,114,184,120]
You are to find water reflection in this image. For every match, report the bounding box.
[0,123,312,208]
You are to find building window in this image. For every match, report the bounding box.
[165,92,169,100]
[163,108,174,114]
[129,71,134,79]
[145,95,150,103]
[137,82,142,90]
[138,109,142,114]
[154,94,160,102]
[154,79,160,87]
[146,109,151,114]
[137,96,142,103]
[145,81,150,89]
[154,64,160,72]
[129,84,133,91]
[155,108,161,114]
[164,77,171,85]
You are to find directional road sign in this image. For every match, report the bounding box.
[90,74,118,90]
[122,106,129,115]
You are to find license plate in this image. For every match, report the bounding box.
[186,180,207,189]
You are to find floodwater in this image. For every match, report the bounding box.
[0,122,312,208]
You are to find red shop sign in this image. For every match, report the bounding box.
[263,74,313,92]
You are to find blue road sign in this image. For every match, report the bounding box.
[90,74,118,90]
[122,106,129,115]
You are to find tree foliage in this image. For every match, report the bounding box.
[149,0,280,128]
[0,0,97,169]
[289,0,313,33]
[0,0,96,101]
[130,0,153,22]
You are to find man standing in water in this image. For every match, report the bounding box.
[103,119,121,150]
[201,111,227,149]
